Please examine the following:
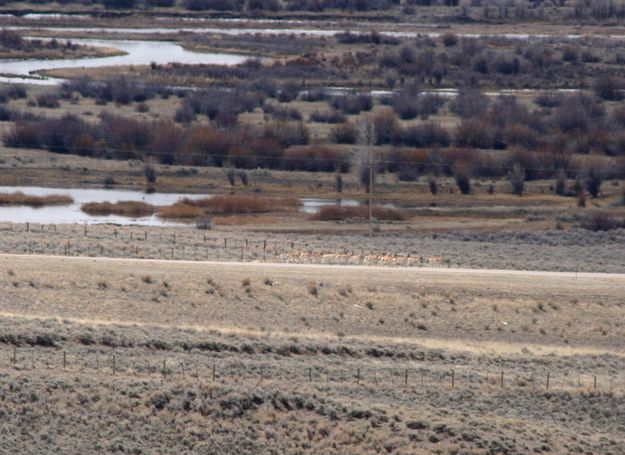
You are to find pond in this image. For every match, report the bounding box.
[0,186,362,225]
[0,37,248,85]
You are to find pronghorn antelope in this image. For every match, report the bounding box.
[272,250,435,267]
[428,255,444,265]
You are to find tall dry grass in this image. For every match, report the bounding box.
[158,195,300,219]
[81,201,154,217]
[0,192,73,207]
[311,205,405,221]
[185,195,300,214]
[158,202,205,219]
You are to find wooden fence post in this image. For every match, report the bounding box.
[546,372,550,390]
[212,363,216,381]
[404,369,408,386]
[451,369,455,389]
[63,351,66,370]
[500,371,504,388]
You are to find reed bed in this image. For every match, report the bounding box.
[157,202,205,219]
[81,201,154,217]
[0,192,73,207]
[158,195,300,220]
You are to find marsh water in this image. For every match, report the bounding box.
[0,36,247,85]
[0,186,361,225]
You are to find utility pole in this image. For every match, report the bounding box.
[369,146,373,238]
[359,117,375,238]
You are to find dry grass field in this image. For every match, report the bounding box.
[0,254,623,454]
[1,6,625,453]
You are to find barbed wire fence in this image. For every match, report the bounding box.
[0,222,460,267]
[5,345,622,396]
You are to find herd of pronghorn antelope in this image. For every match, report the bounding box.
[269,250,448,267]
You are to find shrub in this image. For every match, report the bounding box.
[594,76,624,101]
[449,89,489,118]
[555,169,567,196]
[238,170,249,185]
[0,104,13,121]
[144,164,157,184]
[398,122,450,147]
[183,0,243,10]
[2,122,42,148]
[442,33,458,47]
[428,176,438,195]
[146,0,175,5]
[300,89,328,102]
[180,126,235,167]
[581,212,624,231]
[359,163,376,194]
[331,121,358,144]
[454,118,493,149]
[36,93,60,108]
[372,109,399,145]
[310,110,345,123]
[452,162,472,195]
[585,160,605,198]
[283,146,348,172]
[103,0,137,7]
[509,163,525,196]
[136,102,150,113]
[151,120,183,165]
[263,121,309,146]
[330,94,373,115]
[0,29,24,49]
[277,81,301,103]
[226,168,236,186]
[263,103,302,121]
[335,173,343,193]
[534,92,564,108]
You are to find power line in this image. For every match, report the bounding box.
[4,142,618,174]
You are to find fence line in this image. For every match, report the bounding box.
[2,222,459,268]
[5,346,622,395]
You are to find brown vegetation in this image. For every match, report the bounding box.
[157,202,205,219]
[158,195,299,220]
[81,201,155,217]
[186,195,300,214]
[0,192,73,207]
[311,205,405,221]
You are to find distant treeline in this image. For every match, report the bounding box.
[3,109,624,183]
[5,0,625,20]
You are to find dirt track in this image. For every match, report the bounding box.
[1,253,624,353]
